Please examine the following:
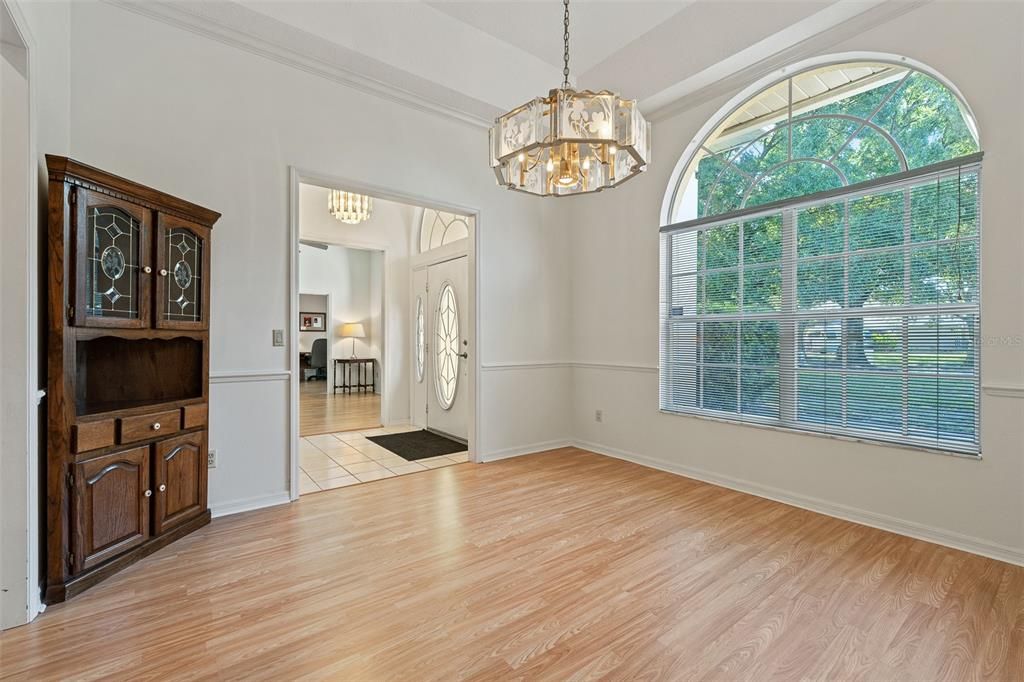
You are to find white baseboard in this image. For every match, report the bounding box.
[574,439,1024,568]
[211,492,292,518]
[477,439,573,462]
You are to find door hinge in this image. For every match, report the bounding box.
[66,552,74,571]
[425,403,429,415]
[66,470,74,489]
[67,305,75,320]
[68,190,76,206]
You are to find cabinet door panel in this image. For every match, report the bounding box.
[154,432,206,534]
[73,189,152,328]
[73,446,151,572]
[155,214,210,330]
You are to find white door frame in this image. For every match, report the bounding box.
[287,168,481,501]
[1,0,42,628]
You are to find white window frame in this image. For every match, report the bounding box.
[659,153,983,456]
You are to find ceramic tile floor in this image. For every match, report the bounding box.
[299,425,469,495]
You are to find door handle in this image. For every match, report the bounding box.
[457,352,468,359]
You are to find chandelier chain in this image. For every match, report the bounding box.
[562,0,571,89]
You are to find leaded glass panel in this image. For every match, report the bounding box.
[434,282,460,409]
[164,227,203,323]
[86,206,141,319]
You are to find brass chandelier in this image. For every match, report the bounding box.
[328,190,373,224]
[489,0,650,197]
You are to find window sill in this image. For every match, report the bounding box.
[657,408,982,460]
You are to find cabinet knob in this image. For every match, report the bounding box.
[144,489,152,497]
[143,266,152,274]
[159,484,167,492]
[152,422,161,431]
[159,268,169,276]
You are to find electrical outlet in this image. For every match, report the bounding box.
[208,449,218,469]
[272,329,284,346]
[595,409,603,423]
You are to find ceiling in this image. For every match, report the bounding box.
[424,1,692,74]
[136,0,915,127]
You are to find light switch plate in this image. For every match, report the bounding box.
[272,329,284,346]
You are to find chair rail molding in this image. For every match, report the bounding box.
[210,370,291,384]
[982,383,1024,399]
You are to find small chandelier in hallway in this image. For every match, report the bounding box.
[329,190,373,224]
[488,0,650,197]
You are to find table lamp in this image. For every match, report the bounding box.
[339,323,365,358]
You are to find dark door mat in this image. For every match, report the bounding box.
[367,430,466,461]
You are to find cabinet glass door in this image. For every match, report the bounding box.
[155,214,210,329]
[74,189,151,328]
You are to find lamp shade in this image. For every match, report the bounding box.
[339,323,365,339]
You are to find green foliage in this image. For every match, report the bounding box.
[693,69,978,218]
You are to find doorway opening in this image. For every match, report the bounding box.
[298,247,383,437]
[291,178,477,496]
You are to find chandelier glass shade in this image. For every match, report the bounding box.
[328,190,373,224]
[488,0,650,197]
[490,89,650,196]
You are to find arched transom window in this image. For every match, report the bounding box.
[659,59,983,455]
[668,62,979,223]
[420,209,473,253]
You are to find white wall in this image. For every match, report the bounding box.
[59,1,572,515]
[1,0,70,629]
[1,18,32,630]
[567,1,1024,563]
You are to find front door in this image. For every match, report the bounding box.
[425,256,468,441]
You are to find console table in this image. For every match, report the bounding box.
[334,358,376,394]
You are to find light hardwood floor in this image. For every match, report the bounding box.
[299,379,380,436]
[2,448,1022,680]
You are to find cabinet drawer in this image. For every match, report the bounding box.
[73,420,115,453]
[118,410,181,443]
[182,404,208,429]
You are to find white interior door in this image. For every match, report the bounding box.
[425,256,468,440]
[411,267,428,429]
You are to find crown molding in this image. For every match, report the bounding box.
[104,0,499,129]
[642,0,928,122]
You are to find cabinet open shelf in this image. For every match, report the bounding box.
[75,336,203,416]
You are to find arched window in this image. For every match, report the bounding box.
[420,209,473,253]
[659,58,982,455]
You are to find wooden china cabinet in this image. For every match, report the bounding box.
[44,156,219,603]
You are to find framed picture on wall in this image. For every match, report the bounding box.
[300,312,326,332]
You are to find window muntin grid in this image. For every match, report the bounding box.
[667,63,980,225]
[420,209,473,253]
[661,164,981,454]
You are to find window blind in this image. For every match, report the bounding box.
[659,155,982,455]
